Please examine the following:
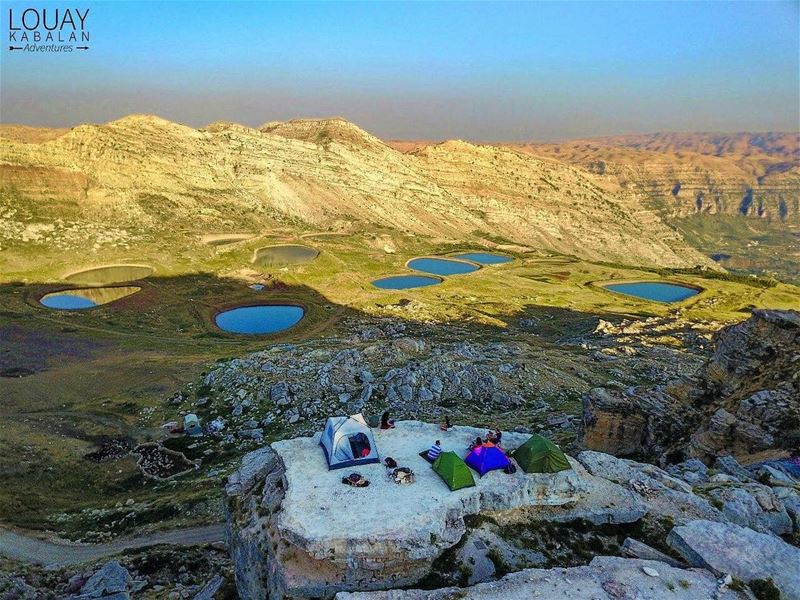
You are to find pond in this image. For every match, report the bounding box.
[65,265,153,285]
[372,275,442,290]
[253,245,319,267]
[215,305,305,334]
[604,282,700,303]
[407,257,479,276]
[453,252,512,265]
[40,286,141,310]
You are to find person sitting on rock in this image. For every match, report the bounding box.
[440,416,452,431]
[427,440,443,462]
[491,427,503,447]
[380,411,395,429]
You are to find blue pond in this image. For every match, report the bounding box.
[453,252,512,265]
[605,282,700,303]
[372,275,441,290]
[215,305,304,334]
[40,294,97,310]
[408,257,479,276]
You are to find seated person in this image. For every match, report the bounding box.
[384,456,398,469]
[493,428,503,447]
[380,411,396,429]
[469,436,483,450]
[440,416,452,431]
[427,440,443,462]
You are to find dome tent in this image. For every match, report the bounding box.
[464,443,510,476]
[320,413,380,470]
[432,451,475,491]
[184,413,202,437]
[512,433,572,473]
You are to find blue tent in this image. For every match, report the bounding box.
[464,444,510,476]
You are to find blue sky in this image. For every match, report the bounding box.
[1,1,798,139]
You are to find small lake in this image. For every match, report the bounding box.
[372,275,442,290]
[408,257,479,276]
[65,265,153,285]
[604,282,700,303]
[215,305,305,334]
[453,252,512,265]
[41,294,97,310]
[253,245,319,267]
[40,286,141,310]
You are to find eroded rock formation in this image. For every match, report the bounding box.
[581,309,800,463]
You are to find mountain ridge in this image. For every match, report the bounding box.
[1,114,770,269]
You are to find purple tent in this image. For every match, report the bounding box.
[464,444,510,476]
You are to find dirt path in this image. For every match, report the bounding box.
[0,523,226,566]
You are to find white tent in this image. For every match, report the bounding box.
[319,413,380,470]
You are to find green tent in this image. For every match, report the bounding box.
[432,451,476,491]
[512,434,572,473]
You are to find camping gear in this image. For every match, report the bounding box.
[511,434,572,473]
[320,413,380,470]
[341,473,370,487]
[392,467,415,485]
[464,444,511,476]
[183,414,203,437]
[432,451,476,491]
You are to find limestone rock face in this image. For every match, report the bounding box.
[334,556,748,600]
[576,451,723,525]
[667,519,800,600]
[226,421,641,599]
[580,310,800,462]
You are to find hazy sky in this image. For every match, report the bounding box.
[1,1,798,140]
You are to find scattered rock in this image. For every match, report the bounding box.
[667,519,800,600]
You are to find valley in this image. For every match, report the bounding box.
[0,117,798,599]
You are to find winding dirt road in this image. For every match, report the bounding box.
[0,523,225,566]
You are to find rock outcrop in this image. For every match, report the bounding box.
[334,556,748,600]
[581,309,800,463]
[226,421,642,599]
[667,520,800,600]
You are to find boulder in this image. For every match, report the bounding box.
[226,421,642,599]
[576,451,722,524]
[704,483,793,535]
[667,519,800,600]
[270,381,292,406]
[193,575,224,600]
[75,561,131,598]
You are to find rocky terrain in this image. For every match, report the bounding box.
[504,133,800,224]
[227,428,800,599]
[216,310,799,599]
[0,116,712,268]
[0,545,235,599]
[581,309,800,463]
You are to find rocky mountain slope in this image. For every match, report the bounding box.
[581,309,800,463]
[0,116,712,268]
[507,132,800,224]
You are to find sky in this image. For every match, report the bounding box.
[1,1,798,140]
